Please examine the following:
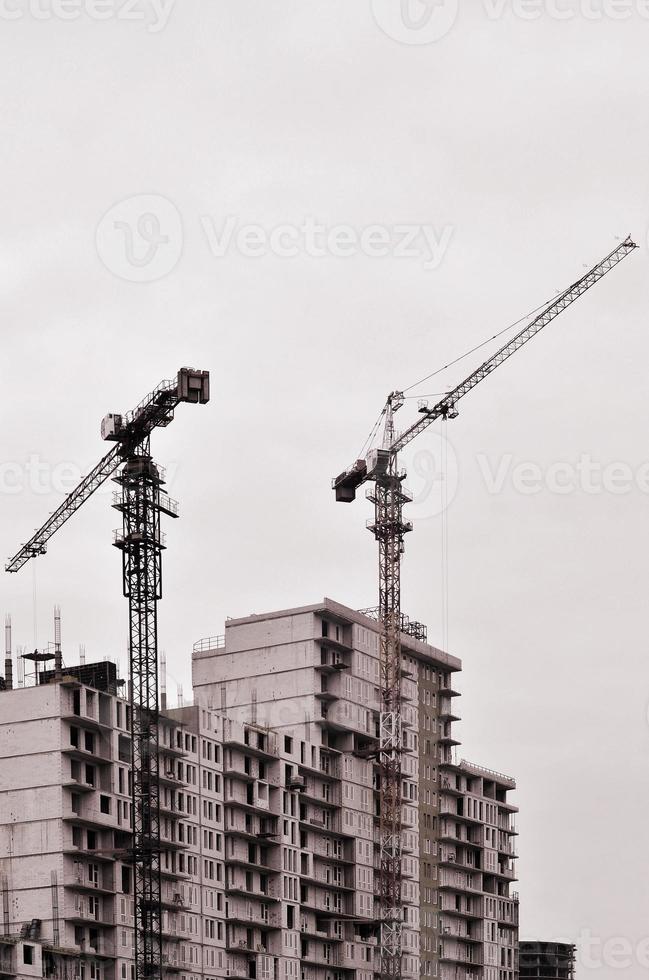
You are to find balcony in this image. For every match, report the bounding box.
[310,840,354,865]
[438,732,462,748]
[62,709,114,736]
[439,897,483,921]
[298,815,354,840]
[226,938,265,956]
[62,776,96,794]
[438,677,461,698]
[225,852,280,874]
[497,817,518,835]
[161,953,181,972]
[63,741,112,766]
[438,847,464,866]
[439,803,483,826]
[315,683,339,704]
[497,904,519,926]
[225,879,281,904]
[64,870,116,894]
[301,867,355,892]
[314,634,353,656]
[63,841,120,863]
[68,906,115,928]
[301,946,341,968]
[225,796,274,816]
[300,893,353,919]
[496,865,516,880]
[157,740,189,759]
[159,797,184,819]
[440,945,483,967]
[439,871,482,893]
[222,723,277,760]
[159,865,190,882]
[224,823,280,845]
[300,784,340,808]
[298,757,341,783]
[339,945,372,970]
[439,925,481,944]
[223,766,256,784]
[63,805,115,831]
[159,833,188,852]
[226,905,281,928]
[79,940,117,961]
[438,699,461,722]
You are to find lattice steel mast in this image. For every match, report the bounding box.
[6,368,210,980]
[332,237,636,980]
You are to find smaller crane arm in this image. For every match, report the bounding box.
[5,446,121,573]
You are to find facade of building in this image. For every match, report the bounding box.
[0,598,519,980]
[193,599,520,980]
[0,673,228,980]
[437,762,518,980]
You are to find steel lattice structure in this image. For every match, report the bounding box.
[366,454,412,977]
[6,368,210,980]
[114,447,177,979]
[333,237,636,980]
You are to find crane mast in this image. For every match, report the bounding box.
[6,367,210,980]
[332,237,636,980]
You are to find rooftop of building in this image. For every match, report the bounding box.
[459,759,516,790]
[519,941,576,952]
[194,596,462,671]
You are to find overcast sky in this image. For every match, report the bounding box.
[1,1,648,973]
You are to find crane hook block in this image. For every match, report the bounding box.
[177,368,210,404]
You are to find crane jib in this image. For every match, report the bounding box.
[333,235,637,495]
[390,236,636,454]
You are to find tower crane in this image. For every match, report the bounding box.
[6,367,210,980]
[332,238,637,980]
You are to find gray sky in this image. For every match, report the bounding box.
[1,1,648,972]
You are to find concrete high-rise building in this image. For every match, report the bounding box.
[437,762,518,980]
[193,598,520,980]
[0,598,518,980]
[0,666,228,980]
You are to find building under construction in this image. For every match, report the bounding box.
[519,942,576,980]
[0,597,518,980]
